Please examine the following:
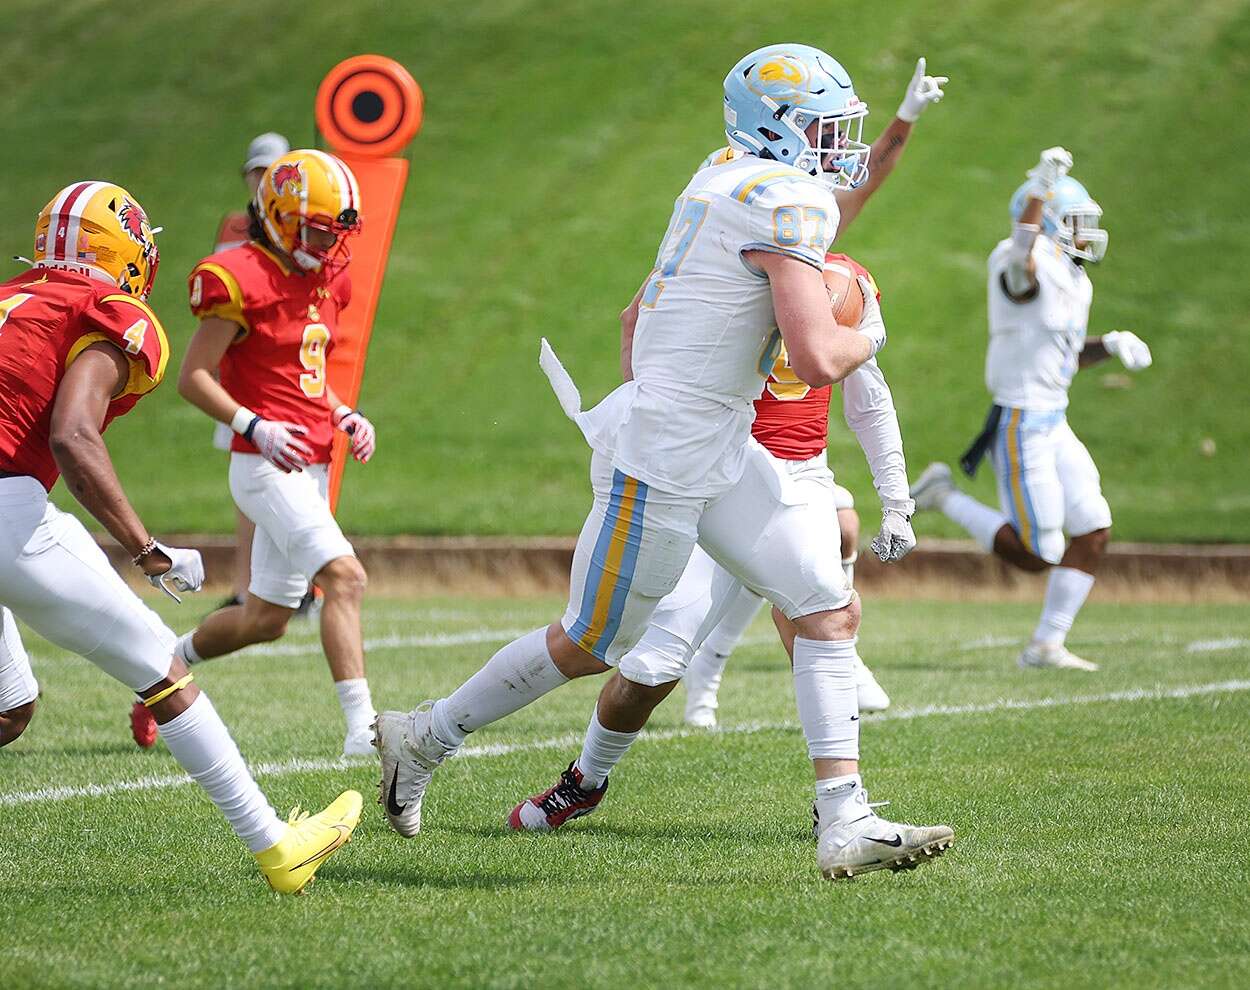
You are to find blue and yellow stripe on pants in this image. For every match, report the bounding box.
[999,408,1041,556]
[567,470,649,659]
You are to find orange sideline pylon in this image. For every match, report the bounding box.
[314,55,423,510]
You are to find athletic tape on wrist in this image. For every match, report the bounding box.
[230,406,256,435]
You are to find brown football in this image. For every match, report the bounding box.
[823,260,863,327]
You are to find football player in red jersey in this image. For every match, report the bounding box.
[0,181,360,892]
[141,149,379,757]
[209,132,291,610]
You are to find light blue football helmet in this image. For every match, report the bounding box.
[723,44,870,189]
[1010,175,1108,262]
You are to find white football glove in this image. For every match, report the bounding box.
[147,542,205,603]
[854,275,887,356]
[870,500,917,563]
[896,57,948,123]
[1102,331,1152,371]
[333,406,376,463]
[1025,146,1073,195]
[250,419,313,473]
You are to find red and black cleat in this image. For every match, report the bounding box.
[130,700,158,749]
[507,762,608,832]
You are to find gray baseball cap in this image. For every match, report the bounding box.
[242,132,290,174]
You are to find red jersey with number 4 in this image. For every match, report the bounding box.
[188,242,351,463]
[751,253,881,462]
[0,268,168,490]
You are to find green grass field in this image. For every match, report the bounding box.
[1,0,1247,540]
[3,592,1249,988]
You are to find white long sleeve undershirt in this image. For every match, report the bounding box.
[839,356,909,506]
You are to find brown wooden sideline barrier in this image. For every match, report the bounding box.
[99,536,1250,602]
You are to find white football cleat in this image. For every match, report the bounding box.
[854,656,890,713]
[910,462,956,512]
[1018,641,1099,671]
[816,786,954,880]
[342,725,376,758]
[372,704,456,837]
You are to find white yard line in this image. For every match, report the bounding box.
[1186,638,1250,654]
[4,679,1248,809]
[240,627,535,658]
[27,627,536,667]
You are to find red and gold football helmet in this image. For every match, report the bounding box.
[254,149,362,273]
[33,181,160,298]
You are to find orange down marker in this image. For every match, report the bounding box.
[314,55,423,510]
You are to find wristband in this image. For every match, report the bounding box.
[230,406,257,435]
[332,404,353,426]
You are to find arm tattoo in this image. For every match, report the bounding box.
[875,134,905,169]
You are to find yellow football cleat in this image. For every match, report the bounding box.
[254,790,362,894]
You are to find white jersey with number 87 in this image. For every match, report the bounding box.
[607,155,839,498]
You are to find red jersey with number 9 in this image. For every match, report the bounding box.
[0,268,169,490]
[751,253,881,462]
[188,242,351,463]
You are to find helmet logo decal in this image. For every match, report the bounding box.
[758,59,802,85]
[117,199,148,246]
[747,55,812,103]
[271,162,303,196]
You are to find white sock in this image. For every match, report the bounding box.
[1033,567,1095,645]
[792,637,859,761]
[685,642,731,705]
[431,627,568,748]
[158,694,286,853]
[575,707,640,788]
[814,772,863,826]
[842,553,856,589]
[176,631,202,665]
[335,677,375,735]
[939,490,1010,552]
[703,588,765,657]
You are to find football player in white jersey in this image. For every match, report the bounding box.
[505,254,916,838]
[374,44,954,879]
[911,148,1153,671]
[675,61,949,726]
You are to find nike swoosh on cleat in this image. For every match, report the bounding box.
[386,768,407,816]
[289,826,350,871]
[866,834,903,847]
[850,715,860,721]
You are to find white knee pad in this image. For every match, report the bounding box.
[1066,495,1112,540]
[618,624,693,687]
[1036,527,1067,565]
